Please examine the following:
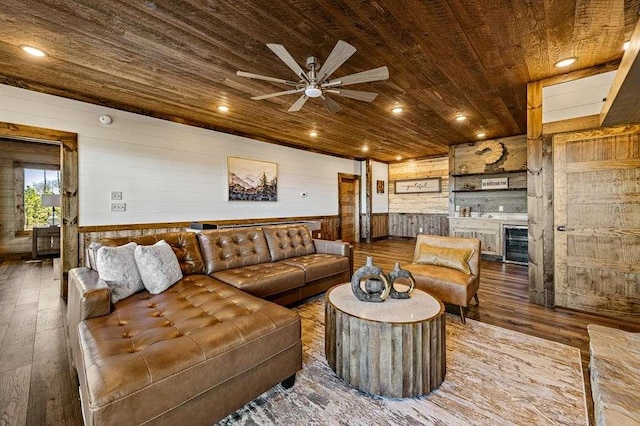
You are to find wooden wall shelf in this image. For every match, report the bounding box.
[451,170,527,177]
[452,188,527,193]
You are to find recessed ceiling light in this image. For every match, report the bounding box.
[217,105,229,112]
[309,130,318,137]
[21,46,46,57]
[362,146,369,152]
[554,57,577,68]
[396,156,402,161]
[623,41,631,50]
[144,1,157,9]
[391,106,404,114]
[476,132,486,138]
[455,115,467,122]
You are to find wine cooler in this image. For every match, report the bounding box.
[503,225,528,265]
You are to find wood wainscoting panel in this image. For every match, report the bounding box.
[554,125,640,322]
[388,213,449,238]
[360,213,388,240]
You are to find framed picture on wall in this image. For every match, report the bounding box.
[376,180,385,193]
[394,177,441,194]
[227,157,278,201]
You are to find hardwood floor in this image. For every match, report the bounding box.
[0,259,82,426]
[1,239,638,425]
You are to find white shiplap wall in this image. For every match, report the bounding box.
[0,85,360,226]
[542,71,616,123]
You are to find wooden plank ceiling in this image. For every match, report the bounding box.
[0,0,638,162]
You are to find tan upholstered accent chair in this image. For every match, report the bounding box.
[404,235,481,323]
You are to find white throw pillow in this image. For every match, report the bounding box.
[134,240,183,294]
[95,242,144,303]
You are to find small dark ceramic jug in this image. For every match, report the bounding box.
[387,262,415,299]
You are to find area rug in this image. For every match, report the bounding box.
[219,296,588,425]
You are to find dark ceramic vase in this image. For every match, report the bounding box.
[351,256,390,302]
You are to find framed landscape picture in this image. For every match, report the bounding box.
[227,157,278,201]
[394,177,441,194]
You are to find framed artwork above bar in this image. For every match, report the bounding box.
[394,177,441,194]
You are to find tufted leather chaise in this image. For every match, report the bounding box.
[67,224,351,425]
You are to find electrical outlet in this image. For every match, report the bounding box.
[455,205,460,212]
[498,205,504,212]
[418,227,424,233]
[301,192,308,198]
[111,191,123,201]
[111,202,126,212]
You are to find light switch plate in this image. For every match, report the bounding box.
[498,205,504,212]
[111,191,123,201]
[111,202,126,212]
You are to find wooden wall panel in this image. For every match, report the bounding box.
[360,213,388,240]
[388,157,449,214]
[451,135,528,174]
[0,139,59,257]
[388,213,449,238]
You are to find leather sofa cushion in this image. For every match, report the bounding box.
[212,263,305,298]
[78,274,300,424]
[403,263,479,306]
[263,225,315,261]
[97,232,206,275]
[281,254,350,282]
[197,228,271,274]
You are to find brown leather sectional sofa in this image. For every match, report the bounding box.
[67,224,351,426]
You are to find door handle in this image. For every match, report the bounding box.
[557,226,574,232]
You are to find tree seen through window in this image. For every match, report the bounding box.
[24,169,60,229]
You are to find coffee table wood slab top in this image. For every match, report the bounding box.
[325,283,446,398]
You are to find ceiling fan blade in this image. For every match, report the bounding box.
[329,66,389,87]
[320,96,342,114]
[288,94,309,112]
[236,71,298,86]
[326,89,378,102]
[251,87,305,100]
[317,40,357,83]
[266,43,308,81]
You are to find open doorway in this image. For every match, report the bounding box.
[0,122,78,300]
[337,173,360,243]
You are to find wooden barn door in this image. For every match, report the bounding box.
[338,174,359,243]
[554,126,640,321]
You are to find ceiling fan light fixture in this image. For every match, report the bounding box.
[305,87,322,98]
[22,45,46,57]
[396,155,402,161]
[391,106,404,114]
[217,105,229,112]
[554,57,577,68]
[309,130,318,137]
[455,115,467,122]
[362,145,369,152]
[476,132,486,138]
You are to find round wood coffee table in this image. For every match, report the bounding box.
[325,283,446,398]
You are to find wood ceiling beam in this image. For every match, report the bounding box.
[601,18,640,127]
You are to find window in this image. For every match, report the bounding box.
[23,168,60,230]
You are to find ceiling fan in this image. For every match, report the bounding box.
[236,40,389,113]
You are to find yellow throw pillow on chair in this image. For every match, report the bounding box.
[415,243,474,275]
